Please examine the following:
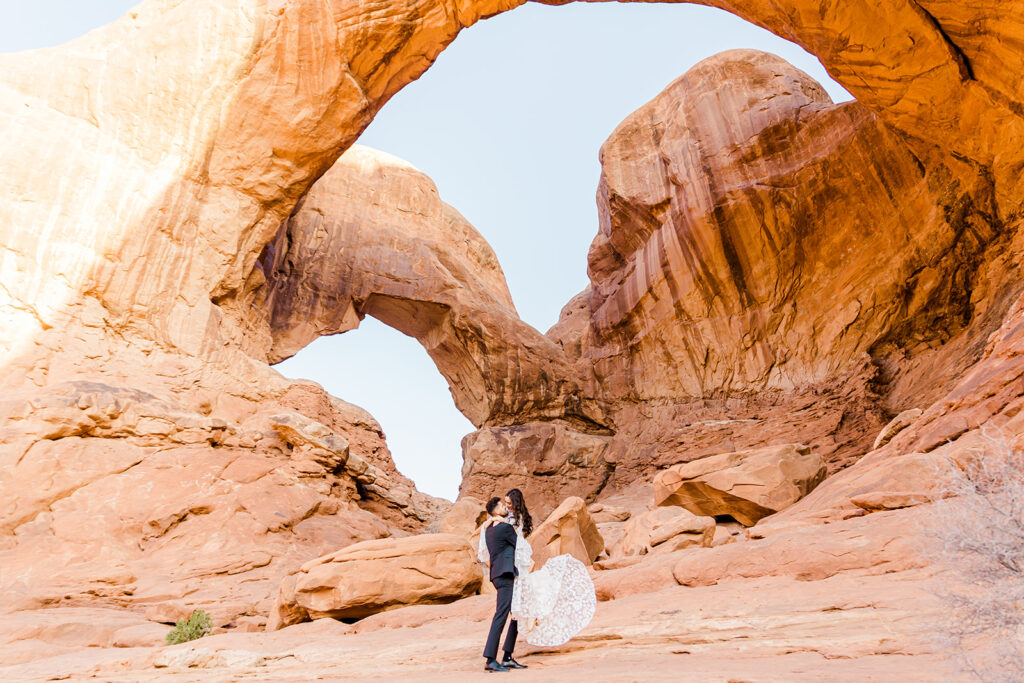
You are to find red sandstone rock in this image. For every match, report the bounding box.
[0,1,1022,678]
[459,422,614,519]
[873,408,924,450]
[549,46,1004,496]
[672,507,925,587]
[588,503,631,524]
[438,496,487,538]
[268,534,481,629]
[528,497,604,570]
[653,444,826,526]
[243,147,606,433]
[614,507,714,557]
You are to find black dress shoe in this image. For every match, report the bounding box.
[484,659,509,672]
[501,656,528,669]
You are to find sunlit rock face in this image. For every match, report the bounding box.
[0,0,522,629]
[0,0,525,370]
[230,145,607,432]
[584,49,995,398]
[543,47,1019,500]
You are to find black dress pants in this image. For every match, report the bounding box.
[483,573,518,660]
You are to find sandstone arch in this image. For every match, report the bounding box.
[1,0,1024,633]
[235,145,610,432]
[216,45,1013,517]
[1,0,1022,373]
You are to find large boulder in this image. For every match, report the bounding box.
[528,497,604,570]
[459,423,614,520]
[588,503,631,524]
[672,508,924,587]
[653,444,826,526]
[268,534,481,629]
[614,507,715,557]
[438,496,487,538]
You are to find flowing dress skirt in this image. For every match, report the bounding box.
[510,554,596,647]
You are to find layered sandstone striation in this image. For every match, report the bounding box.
[0,372,445,627]
[614,507,715,557]
[268,534,481,629]
[545,48,1012,491]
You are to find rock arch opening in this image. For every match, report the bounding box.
[246,3,864,508]
[275,317,474,501]
[226,2,1015,518]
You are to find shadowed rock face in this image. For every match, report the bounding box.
[653,443,827,526]
[230,146,608,432]
[459,422,614,519]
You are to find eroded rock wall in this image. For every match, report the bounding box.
[535,48,1019,500]
[227,146,607,431]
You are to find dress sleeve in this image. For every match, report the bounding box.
[514,527,534,573]
[477,524,489,565]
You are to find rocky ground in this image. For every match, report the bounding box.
[0,544,953,681]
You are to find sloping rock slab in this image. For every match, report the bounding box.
[268,534,480,628]
[654,444,826,526]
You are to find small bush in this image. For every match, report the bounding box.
[923,427,1024,681]
[165,609,213,646]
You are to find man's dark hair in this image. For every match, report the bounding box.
[485,496,502,515]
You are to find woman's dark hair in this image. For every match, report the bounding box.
[485,497,502,515]
[506,488,532,536]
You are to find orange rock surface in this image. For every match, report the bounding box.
[653,444,826,526]
[528,497,605,570]
[1,0,1024,677]
[268,534,481,629]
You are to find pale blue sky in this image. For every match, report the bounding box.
[7,1,852,500]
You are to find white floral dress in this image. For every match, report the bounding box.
[477,515,596,647]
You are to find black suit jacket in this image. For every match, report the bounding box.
[485,522,518,581]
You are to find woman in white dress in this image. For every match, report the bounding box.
[478,489,596,647]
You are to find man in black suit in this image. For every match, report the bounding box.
[481,496,527,673]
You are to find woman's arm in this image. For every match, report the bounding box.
[477,524,489,565]
[476,517,505,565]
[513,527,534,573]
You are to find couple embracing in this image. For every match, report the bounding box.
[477,489,596,673]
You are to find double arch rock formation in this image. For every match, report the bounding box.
[1,0,1021,365]
[1,0,1024,628]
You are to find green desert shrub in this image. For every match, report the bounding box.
[165,609,213,646]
